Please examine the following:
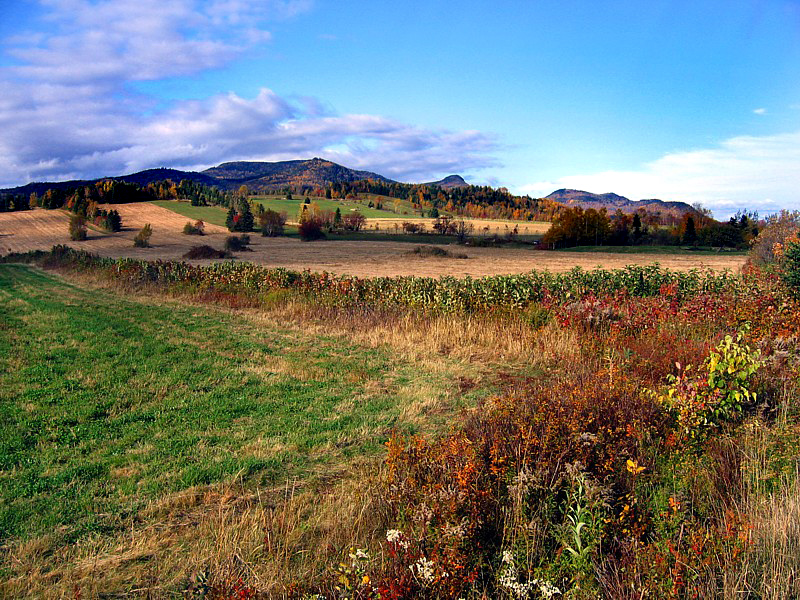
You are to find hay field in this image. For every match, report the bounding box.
[362,217,550,236]
[0,206,747,276]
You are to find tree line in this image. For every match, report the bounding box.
[542,206,759,249]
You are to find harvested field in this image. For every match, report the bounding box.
[0,206,747,276]
[362,217,550,236]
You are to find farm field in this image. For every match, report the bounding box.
[0,264,495,597]
[155,197,551,237]
[0,206,747,277]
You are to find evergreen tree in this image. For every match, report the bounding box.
[235,197,254,231]
[333,207,342,229]
[782,240,800,298]
[632,213,642,242]
[226,206,236,231]
[683,216,697,245]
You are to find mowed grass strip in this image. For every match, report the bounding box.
[0,265,467,543]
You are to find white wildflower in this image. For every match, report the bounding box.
[410,557,436,583]
[498,551,561,598]
[386,528,409,549]
[386,529,402,543]
[539,581,561,598]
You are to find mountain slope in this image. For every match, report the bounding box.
[202,158,394,189]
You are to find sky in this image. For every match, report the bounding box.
[1,0,799,217]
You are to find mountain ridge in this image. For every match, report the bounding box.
[546,188,697,217]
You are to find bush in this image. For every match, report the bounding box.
[224,234,251,252]
[94,209,122,232]
[408,245,467,259]
[298,217,326,241]
[259,210,286,237]
[183,220,205,235]
[749,210,800,266]
[342,211,366,232]
[182,245,230,259]
[133,224,152,247]
[68,215,87,241]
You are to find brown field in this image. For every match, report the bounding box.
[0,206,747,277]
[362,217,550,236]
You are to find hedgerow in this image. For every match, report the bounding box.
[1,246,739,314]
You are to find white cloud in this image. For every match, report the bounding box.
[753,107,767,115]
[518,131,800,218]
[0,0,500,188]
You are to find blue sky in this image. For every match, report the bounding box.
[1,0,798,217]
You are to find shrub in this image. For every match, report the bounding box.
[408,245,467,259]
[342,211,366,232]
[655,329,763,444]
[133,223,152,248]
[259,209,286,237]
[298,217,326,241]
[68,214,87,241]
[224,234,251,252]
[182,245,230,259]
[749,210,800,266]
[454,219,474,244]
[93,209,122,232]
[183,220,205,235]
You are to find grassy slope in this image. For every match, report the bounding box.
[150,200,229,227]
[0,265,486,544]
[252,195,400,219]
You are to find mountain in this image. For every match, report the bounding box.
[0,158,395,196]
[546,189,697,218]
[424,175,469,189]
[202,158,394,190]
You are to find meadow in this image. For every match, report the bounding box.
[0,238,798,598]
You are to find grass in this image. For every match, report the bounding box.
[562,244,748,255]
[150,200,229,227]
[252,194,401,219]
[0,265,490,548]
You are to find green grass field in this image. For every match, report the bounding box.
[150,200,230,227]
[252,194,403,219]
[0,265,488,544]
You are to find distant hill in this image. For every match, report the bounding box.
[423,175,469,189]
[0,158,396,196]
[202,158,394,190]
[546,189,697,218]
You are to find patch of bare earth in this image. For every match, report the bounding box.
[0,206,746,276]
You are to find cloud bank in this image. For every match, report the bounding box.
[520,130,800,218]
[0,0,499,188]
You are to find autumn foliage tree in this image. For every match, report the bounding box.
[542,207,611,248]
[259,209,286,237]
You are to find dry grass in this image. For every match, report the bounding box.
[719,422,800,599]
[364,216,551,236]
[0,469,391,599]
